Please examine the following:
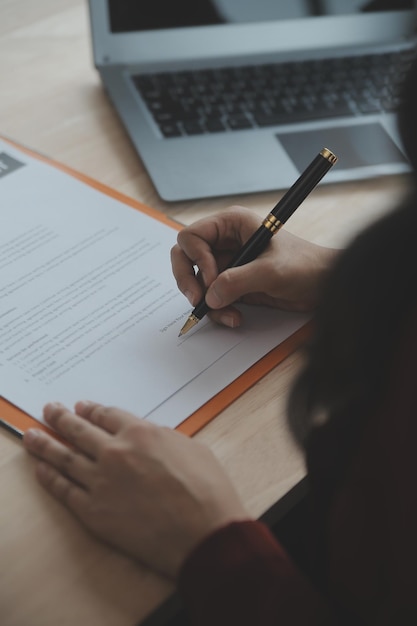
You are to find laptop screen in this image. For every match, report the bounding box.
[108,0,414,34]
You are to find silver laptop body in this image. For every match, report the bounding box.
[88,1,416,201]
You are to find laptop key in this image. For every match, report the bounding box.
[205,119,227,133]
[253,112,292,127]
[357,100,382,114]
[226,115,253,130]
[183,120,206,135]
[159,123,182,138]
[153,111,177,123]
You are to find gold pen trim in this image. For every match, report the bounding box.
[262,214,283,235]
[320,148,338,165]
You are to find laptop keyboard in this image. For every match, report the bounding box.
[132,48,416,138]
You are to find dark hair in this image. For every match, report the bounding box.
[288,191,417,444]
[287,56,417,458]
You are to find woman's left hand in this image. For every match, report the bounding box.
[23,401,249,580]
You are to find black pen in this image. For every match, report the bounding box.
[0,417,24,440]
[179,147,338,337]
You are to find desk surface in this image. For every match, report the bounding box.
[0,2,411,624]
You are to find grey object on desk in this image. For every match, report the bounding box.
[87,1,415,201]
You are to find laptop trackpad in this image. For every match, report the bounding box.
[277,122,407,171]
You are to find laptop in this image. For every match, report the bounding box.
[87,1,417,202]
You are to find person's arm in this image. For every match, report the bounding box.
[23,401,336,624]
[171,206,338,329]
[179,520,335,625]
[22,401,250,579]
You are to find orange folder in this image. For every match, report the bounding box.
[0,137,311,437]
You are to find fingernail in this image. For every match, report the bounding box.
[43,402,64,420]
[24,428,41,445]
[219,314,239,328]
[184,290,194,305]
[75,400,92,412]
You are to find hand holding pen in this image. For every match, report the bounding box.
[172,149,338,336]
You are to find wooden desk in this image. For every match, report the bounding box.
[0,2,410,624]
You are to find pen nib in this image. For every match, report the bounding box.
[178,314,199,337]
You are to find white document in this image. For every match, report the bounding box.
[0,140,308,428]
